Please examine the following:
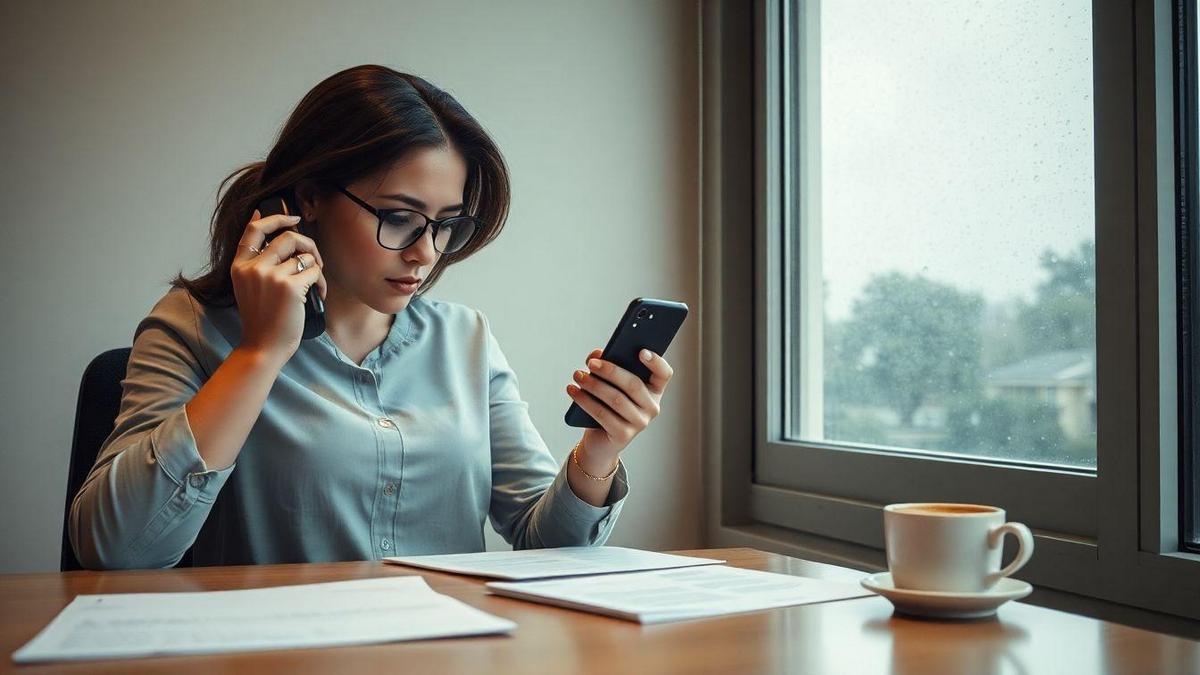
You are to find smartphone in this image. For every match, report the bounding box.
[564,297,689,428]
[255,191,327,339]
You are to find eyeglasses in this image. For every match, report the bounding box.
[334,184,480,254]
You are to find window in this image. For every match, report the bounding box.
[754,0,1099,549]
[704,0,1200,623]
[787,0,1097,470]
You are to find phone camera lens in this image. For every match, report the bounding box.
[636,308,648,319]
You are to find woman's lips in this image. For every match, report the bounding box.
[386,277,421,294]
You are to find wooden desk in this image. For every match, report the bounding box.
[2,548,1197,674]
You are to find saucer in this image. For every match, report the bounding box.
[860,572,1032,619]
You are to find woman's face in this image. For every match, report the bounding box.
[308,144,468,315]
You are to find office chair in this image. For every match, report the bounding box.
[61,347,193,570]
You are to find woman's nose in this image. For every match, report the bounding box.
[402,227,438,264]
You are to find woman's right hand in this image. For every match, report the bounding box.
[231,209,327,363]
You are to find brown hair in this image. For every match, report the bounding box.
[172,65,510,306]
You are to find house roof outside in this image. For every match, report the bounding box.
[985,349,1094,389]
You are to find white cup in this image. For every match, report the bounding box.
[883,503,1034,593]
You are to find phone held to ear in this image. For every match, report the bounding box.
[256,191,327,340]
[564,297,689,428]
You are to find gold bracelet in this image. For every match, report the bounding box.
[571,440,620,481]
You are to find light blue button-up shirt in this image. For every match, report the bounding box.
[69,288,628,569]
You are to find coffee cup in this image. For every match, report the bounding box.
[883,503,1034,593]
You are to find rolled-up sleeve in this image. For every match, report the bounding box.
[483,313,629,549]
[69,293,235,570]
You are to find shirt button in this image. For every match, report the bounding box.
[378,418,395,429]
[188,474,206,489]
[383,483,396,496]
[381,538,392,551]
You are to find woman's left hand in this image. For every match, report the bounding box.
[566,348,675,464]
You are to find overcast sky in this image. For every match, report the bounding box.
[816,0,1094,321]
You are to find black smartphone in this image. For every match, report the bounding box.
[564,297,689,428]
[255,191,326,340]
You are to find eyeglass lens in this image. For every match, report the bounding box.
[379,211,477,253]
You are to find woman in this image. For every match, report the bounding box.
[69,65,674,569]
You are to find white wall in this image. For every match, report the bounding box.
[0,0,701,572]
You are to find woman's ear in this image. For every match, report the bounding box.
[293,180,323,221]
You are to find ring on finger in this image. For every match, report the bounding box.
[239,244,261,255]
[296,256,308,273]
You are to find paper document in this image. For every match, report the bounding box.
[384,546,724,580]
[13,576,514,664]
[486,564,874,624]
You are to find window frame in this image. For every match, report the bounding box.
[700,0,1200,623]
[1175,0,1199,555]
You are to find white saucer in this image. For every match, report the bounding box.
[860,572,1032,619]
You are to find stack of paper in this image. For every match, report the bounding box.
[13,576,514,664]
[486,564,874,624]
[16,546,877,664]
[384,545,724,580]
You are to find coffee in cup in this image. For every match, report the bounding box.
[883,503,1034,593]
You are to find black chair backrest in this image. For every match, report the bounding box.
[61,347,193,570]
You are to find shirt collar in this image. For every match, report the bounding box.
[316,295,423,367]
[382,295,421,354]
